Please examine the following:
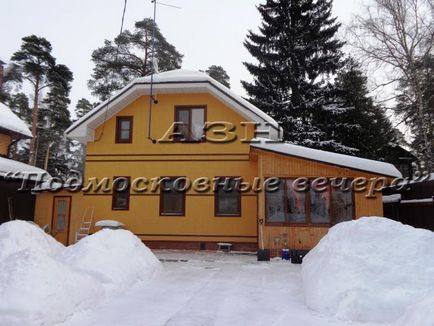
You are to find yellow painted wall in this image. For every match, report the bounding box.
[254,149,386,251]
[34,190,85,245]
[81,93,258,244]
[0,133,11,156]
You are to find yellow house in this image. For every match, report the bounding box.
[34,70,401,254]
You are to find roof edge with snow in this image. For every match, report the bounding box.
[0,102,32,138]
[251,139,402,178]
[66,69,282,143]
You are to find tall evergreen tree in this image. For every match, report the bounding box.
[329,58,400,160]
[10,35,73,166]
[242,0,347,151]
[75,98,95,119]
[205,65,230,88]
[89,18,183,100]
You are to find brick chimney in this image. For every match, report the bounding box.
[0,60,5,91]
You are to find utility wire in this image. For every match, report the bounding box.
[96,0,128,142]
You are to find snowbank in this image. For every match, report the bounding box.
[0,221,162,325]
[301,217,434,323]
[62,229,162,291]
[395,296,434,326]
[0,220,62,259]
[0,248,101,326]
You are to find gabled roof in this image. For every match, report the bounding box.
[251,139,402,178]
[0,102,32,138]
[66,69,282,143]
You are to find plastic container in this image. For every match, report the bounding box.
[281,249,290,260]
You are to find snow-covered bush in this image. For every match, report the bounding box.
[301,217,434,323]
[0,221,162,325]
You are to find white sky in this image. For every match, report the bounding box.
[1,0,361,117]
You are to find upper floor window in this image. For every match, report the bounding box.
[214,177,241,217]
[116,116,133,143]
[174,106,206,142]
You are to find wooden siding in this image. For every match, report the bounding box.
[254,149,386,251]
[0,133,11,156]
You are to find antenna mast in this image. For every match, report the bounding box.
[147,0,158,142]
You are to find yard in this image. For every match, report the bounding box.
[63,251,381,326]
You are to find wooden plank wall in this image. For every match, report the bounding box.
[254,149,387,251]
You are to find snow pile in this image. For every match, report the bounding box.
[0,248,101,326]
[0,221,162,325]
[0,220,62,258]
[395,296,434,326]
[62,229,162,291]
[301,217,434,324]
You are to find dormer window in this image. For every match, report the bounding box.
[115,116,133,143]
[174,106,206,142]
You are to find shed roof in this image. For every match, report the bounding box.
[251,139,402,178]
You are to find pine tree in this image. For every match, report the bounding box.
[242,0,347,151]
[89,18,183,101]
[328,58,400,160]
[205,65,230,88]
[10,35,73,166]
[75,98,95,119]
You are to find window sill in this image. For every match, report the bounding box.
[159,213,185,217]
[264,222,332,227]
[215,214,241,218]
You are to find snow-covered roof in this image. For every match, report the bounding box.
[0,102,32,138]
[0,156,48,180]
[66,69,282,143]
[251,139,402,178]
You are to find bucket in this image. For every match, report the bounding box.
[281,249,290,260]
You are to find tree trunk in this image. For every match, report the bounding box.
[28,78,40,166]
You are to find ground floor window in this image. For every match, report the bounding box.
[160,177,186,216]
[265,178,353,225]
[214,177,241,216]
[112,176,130,210]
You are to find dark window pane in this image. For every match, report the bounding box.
[310,187,330,224]
[331,187,354,224]
[286,180,306,223]
[113,177,130,210]
[161,179,185,215]
[266,181,285,223]
[216,178,240,216]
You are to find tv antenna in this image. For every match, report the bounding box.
[148,0,181,143]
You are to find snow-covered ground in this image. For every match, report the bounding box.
[1,219,433,326]
[64,251,382,326]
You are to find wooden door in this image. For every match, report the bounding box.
[52,196,71,245]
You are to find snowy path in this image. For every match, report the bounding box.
[63,251,386,326]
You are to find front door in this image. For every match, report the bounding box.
[52,196,71,245]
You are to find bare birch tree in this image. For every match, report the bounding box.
[349,0,434,172]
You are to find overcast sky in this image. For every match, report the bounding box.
[1,0,362,117]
